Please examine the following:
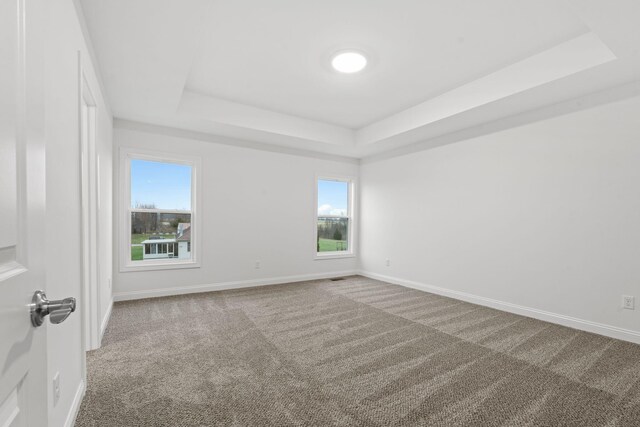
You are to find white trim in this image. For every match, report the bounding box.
[358,271,640,345]
[314,175,357,259]
[119,147,202,272]
[63,380,85,427]
[113,270,358,301]
[79,53,102,352]
[121,258,200,272]
[99,299,113,344]
[315,254,357,260]
[130,208,191,214]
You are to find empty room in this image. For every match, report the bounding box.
[2,0,640,426]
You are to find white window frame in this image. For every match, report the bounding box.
[119,147,201,272]
[314,175,356,260]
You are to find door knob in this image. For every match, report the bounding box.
[30,290,76,327]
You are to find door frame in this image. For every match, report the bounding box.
[79,53,102,352]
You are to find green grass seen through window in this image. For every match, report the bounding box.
[318,238,347,252]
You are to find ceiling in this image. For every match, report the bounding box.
[80,0,640,159]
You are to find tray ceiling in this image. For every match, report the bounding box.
[80,0,640,159]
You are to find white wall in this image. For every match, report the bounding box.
[45,0,112,425]
[113,127,358,299]
[360,96,640,343]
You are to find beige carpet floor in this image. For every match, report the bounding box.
[76,276,640,426]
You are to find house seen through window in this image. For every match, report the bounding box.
[129,159,193,262]
[317,178,351,254]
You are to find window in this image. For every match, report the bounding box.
[315,177,355,258]
[120,149,200,271]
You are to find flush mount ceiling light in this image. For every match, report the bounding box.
[331,51,368,73]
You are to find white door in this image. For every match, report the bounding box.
[0,0,49,425]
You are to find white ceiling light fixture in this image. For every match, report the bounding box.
[331,51,368,74]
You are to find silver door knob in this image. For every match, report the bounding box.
[30,290,76,327]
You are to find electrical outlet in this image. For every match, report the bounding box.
[108,277,112,290]
[255,260,261,269]
[53,372,61,406]
[622,295,635,310]
[385,259,391,267]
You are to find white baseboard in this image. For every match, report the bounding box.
[113,270,358,302]
[64,380,85,427]
[99,299,113,344]
[359,270,640,345]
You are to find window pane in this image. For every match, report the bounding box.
[130,212,191,261]
[317,217,348,252]
[317,179,348,216]
[130,159,192,210]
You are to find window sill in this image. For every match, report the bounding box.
[314,253,356,260]
[120,260,200,273]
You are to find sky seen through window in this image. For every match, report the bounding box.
[318,179,348,216]
[131,159,192,210]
